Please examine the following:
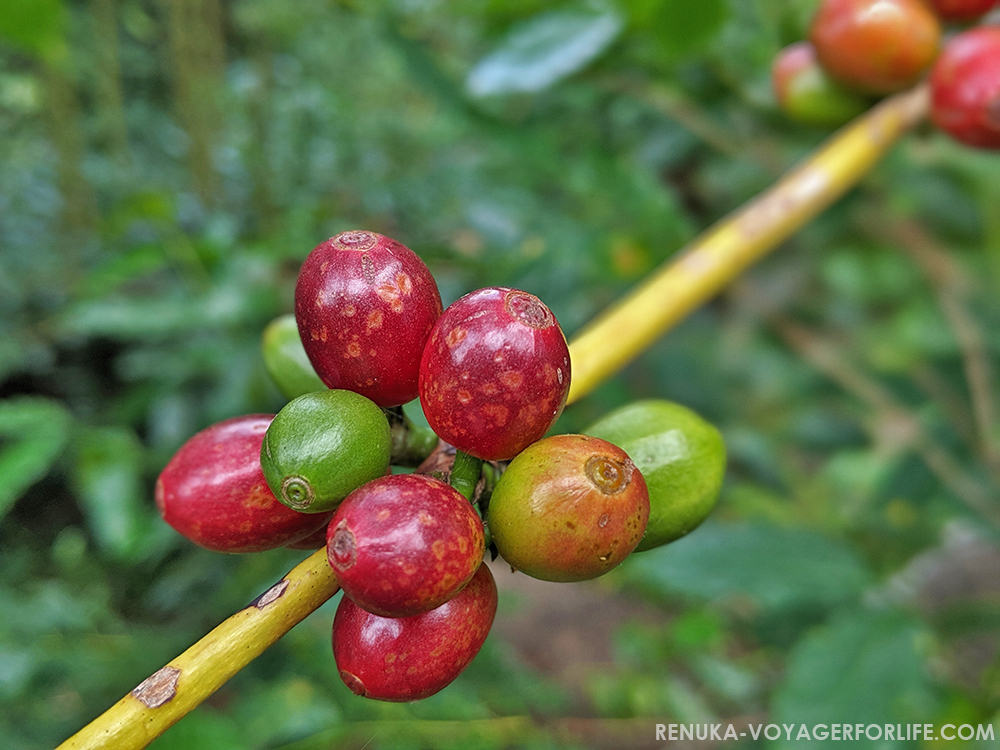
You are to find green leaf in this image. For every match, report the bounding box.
[466,4,623,97]
[772,610,939,746]
[0,0,65,56]
[0,397,73,522]
[625,0,728,59]
[621,521,872,613]
[72,426,151,560]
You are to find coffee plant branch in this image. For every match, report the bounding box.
[57,83,930,750]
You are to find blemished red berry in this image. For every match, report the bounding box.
[810,0,941,94]
[931,26,1000,149]
[332,562,497,702]
[772,41,870,126]
[487,435,650,582]
[295,230,443,408]
[327,474,485,617]
[929,0,999,22]
[418,287,571,461]
[155,415,329,553]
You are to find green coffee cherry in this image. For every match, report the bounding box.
[261,390,391,513]
[585,400,725,551]
[261,314,326,400]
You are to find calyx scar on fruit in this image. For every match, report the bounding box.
[333,562,498,702]
[419,286,571,461]
[487,434,649,582]
[260,389,391,513]
[327,474,485,617]
[156,415,330,553]
[295,230,443,408]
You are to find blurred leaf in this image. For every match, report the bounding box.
[149,709,244,750]
[772,609,939,746]
[0,0,64,56]
[72,425,150,560]
[621,521,872,613]
[466,4,623,97]
[0,397,73,522]
[626,0,729,59]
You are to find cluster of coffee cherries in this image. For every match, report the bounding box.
[155,230,667,702]
[772,0,1000,149]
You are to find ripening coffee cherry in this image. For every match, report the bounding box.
[585,400,726,551]
[419,287,571,461]
[487,435,649,582]
[930,26,1000,149]
[333,562,497,702]
[156,415,330,553]
[810,0,941,94]
[295,230,443,407]
[772,41,870,126]
[929,0,999,22]
[260,390,391,513]
[327,474,485,617]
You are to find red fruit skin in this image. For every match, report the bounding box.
[295,230,443,408]
[332,562,497,702]
[810,0,941,93]
[327,474,485,617]
[418,287,571,461]
[931,26,1000,149]
[156,415,329,553]
[929,0,998,21]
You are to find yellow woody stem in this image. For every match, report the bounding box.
[58,84,929,750]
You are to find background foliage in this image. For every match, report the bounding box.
[2,0,1000,747]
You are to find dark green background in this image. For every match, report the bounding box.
[2,0,999,747]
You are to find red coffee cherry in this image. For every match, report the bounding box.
[327,474,485,617]
[418,287,571,461]
[295,230,443,407]
[810,0,941,94]
[332,562,498,702]
[155,415,329,553]
[930,26,1000,149]
[929,0,999,22]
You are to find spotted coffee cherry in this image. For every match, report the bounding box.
[333,562,497,702]
[810,0,940,94]
[327,474,485,617]
[418,287,570,461]
[295,230,443,407]
[930,26,1000,149]
[487,435,649,582]
[156,415,329,553]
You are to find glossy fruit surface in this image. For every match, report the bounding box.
[419,287,570,461]
[295,230,442,407]
[332,562,497,702]
[261,314,326,400]
[260,390,391,513]
[929,0,998,21]
[810,0,941,94]
[772,41,870,126]
[327,474,485,617]
[487,435,649,582]
[156,415,329,553]
[930,26,1000,148]
[585,400,726,551]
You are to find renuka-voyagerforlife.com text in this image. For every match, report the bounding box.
[654,722,996,742]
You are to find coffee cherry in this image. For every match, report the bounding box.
[772,41,870,126]
[156,415,329,553]
[260,390,391,513]
[327,474,485,617]
[930,26,1000,149]
[419,287,570,461]
[261,314,326,400]
[810,0,941,94]
[333,562,497,702]
[929,0,999,22]
[295,230,443,408]
[585,400,726,551]
[487,435,649,582]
